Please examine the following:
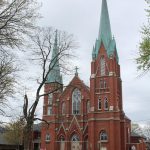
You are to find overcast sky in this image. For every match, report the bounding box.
[32,0,150,124]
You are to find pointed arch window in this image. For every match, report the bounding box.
[98,98,102,110]
[104,97,109,110]
[100,56,106,76]
[100,131,108,141]
[62,102,66,115]
[60,135,65,141]
[100,80,103,89]
[71,134,80,141]
[72,88,81,115]
[100,80,107,89]
[48,93,53,105]
[87,101,90,113]
[104,80,107,89]
[60,135,65,150]
[45,133,51,142]
[47,106,52,115]
[131,145,136,150]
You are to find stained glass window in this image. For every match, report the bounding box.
[131,145,136,150]
[48,93,53,105]
[100,80,103,89]
[47,106,52,115]
[71,134,80,141]
[98,98,102,110]
[45,133,51,141]
[104,80,107,89]
[104,97,108,110]
[100,57,106,76]
[100,131,108,141]
[72,88,81,115]
[60,135,65,141]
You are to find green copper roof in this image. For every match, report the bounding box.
[46,30,63,84]
[99,0,112,47]
[92,0,119,62]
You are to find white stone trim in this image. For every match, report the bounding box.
[91,74,96,79]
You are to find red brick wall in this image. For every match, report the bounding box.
[40,42,133,150]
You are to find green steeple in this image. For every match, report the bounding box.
[46,30,63,84]
[92,0,119,62]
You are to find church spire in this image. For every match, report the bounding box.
[46,30,63,84]
[99,0,112,48]
[92,0,119,62]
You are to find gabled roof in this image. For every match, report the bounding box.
[60,75,90,98]
[57,123,67,136]
[68,116,81,132]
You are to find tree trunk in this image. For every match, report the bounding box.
[23,121,33,150]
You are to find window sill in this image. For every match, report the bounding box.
[45,140,50,143]
[104,109,109,111]
[98,140,108,143]
[47,104,52,106]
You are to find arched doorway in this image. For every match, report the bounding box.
[84,135,88,150]
[98,130,108,150]
[59,136,65,150]
[71,134,81,150]
[131,145,136,150]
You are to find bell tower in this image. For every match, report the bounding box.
[41,30,63,150]
[88,0,126,150]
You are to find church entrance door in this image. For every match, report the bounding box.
[71,142,81,150]
[85,141,88,150]
[84,135,88,150]
[60,141,65,150]
[59,136,65,150]
[71,134,81,150]
[100,147,107,150]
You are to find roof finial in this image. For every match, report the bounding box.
[75,66,79,76]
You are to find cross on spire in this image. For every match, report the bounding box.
[75,66,79,76]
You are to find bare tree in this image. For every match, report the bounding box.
[0,0,39,51]
[143,124,150,140]
[23,27,76,150]
[0,51,18,115]
[0,0,39,116]
[131,123,143,136]
[143,124,150,150]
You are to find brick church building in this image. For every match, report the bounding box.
[40,0,146,150]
